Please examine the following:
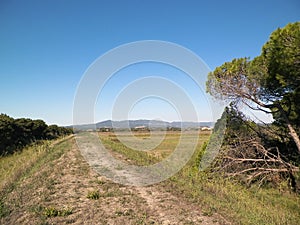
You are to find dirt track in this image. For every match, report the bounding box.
[3,138,229,224]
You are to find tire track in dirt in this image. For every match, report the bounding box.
[76,133,230,224]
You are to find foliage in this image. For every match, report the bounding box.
[206,22,300,153]
[0,113,73,155]
[260,22,300,104]
[257,22,300,145]
[206,22,300,190]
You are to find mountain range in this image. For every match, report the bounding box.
[72,119,214,131]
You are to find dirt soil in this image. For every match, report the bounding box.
[2,138,230,225]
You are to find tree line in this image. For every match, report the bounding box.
[206,22,300,191]
[0,114,73,156]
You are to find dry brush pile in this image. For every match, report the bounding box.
[209,107,300,190]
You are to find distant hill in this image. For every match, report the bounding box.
[72,119,214,131]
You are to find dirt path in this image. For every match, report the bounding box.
[133,186,224,225]
[3,137,229,224]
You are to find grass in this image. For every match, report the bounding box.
[87,190,100,199]
[99,131,210,166]
[99,132,159,166]
[0,199,10,218]
[165,169,300,224]
[99,130,300,225]
[0,141,51,191]
[1,131,299,224]
[1,134,158,224]
[0,136,73,192]
[0,136,73,220]
[43,206,73,217]
[161,137,300,225]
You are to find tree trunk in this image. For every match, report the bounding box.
[278,104,300,154]
[287,123,300,154]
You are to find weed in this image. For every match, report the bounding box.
[43,206,73,217]
[0,199,10,218]
[96,179,105,185]
[87,190,100,200]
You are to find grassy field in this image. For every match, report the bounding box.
[99,131,210,165]
[99,130,300,225]
[1,131,299,224]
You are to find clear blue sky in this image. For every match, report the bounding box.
[1,0,299,125]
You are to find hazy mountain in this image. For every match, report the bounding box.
[72,119,214,131]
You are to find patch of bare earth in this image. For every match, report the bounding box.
[2,138,229,224]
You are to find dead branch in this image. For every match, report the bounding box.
[213,134,299,187]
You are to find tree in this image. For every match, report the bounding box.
[0,114,15,155]
[31,119,48,140]
[207,22,300,153]
[210,106,299,189]
[13,118,34,146]
[0,114,73,155]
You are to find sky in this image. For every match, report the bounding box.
[0,0,299,125]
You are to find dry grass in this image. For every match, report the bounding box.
[1,134,222,224]
[0,141,51,191]
[99,131,211,165]
[1,131,299,224]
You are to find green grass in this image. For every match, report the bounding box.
[43,206,73,217]
[87,190,100,199]
[0,199,10,218]
[165,168,300,224]
[100,131,300,225]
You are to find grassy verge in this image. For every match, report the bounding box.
[164,160,300,224]
[0,136,73,220]
[100,131,300,225]
[0,141,50,192]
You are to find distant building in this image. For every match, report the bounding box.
[132,126,149,132]
[200,126,213,131]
